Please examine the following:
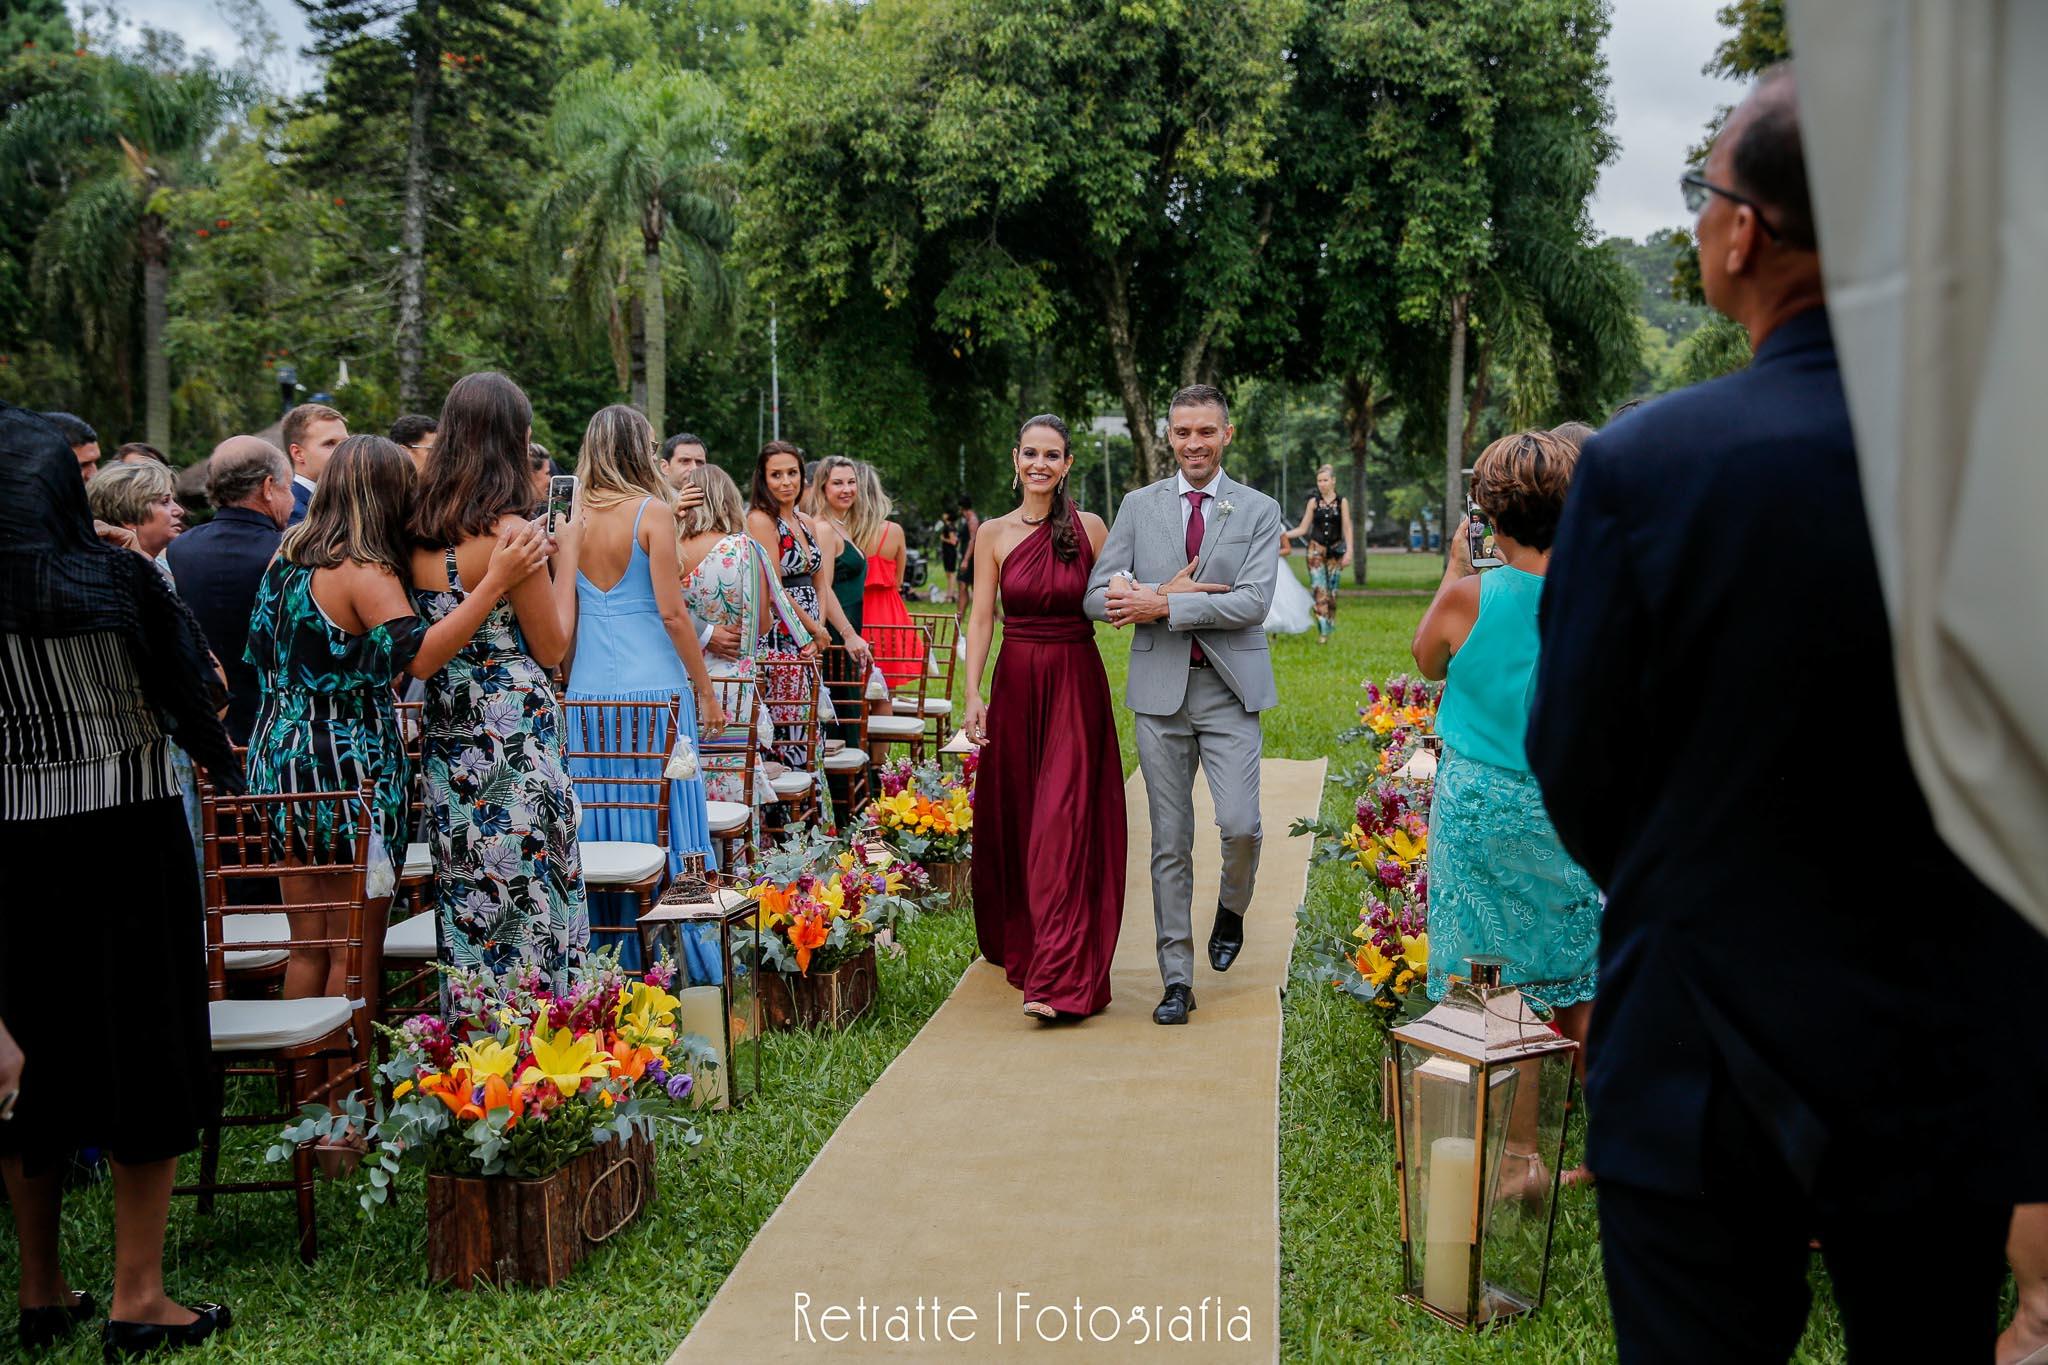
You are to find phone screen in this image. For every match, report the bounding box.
[1467,502,1503,568]
[547,475,576,533]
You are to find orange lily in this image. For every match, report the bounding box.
[609,1042,657,1085]
[788,911,830,974]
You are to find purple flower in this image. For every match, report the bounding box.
[644,959,675,989]
[645,1058,667,1086]
[665,1071,695,1101]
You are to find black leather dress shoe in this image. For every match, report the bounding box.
[1153,983,1196,1025]
[1208,907,1245,973]
[102,1303,230,1361]
[18,1291,95,1350]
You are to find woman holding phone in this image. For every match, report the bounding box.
[409,372,590,991]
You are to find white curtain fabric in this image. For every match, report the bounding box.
[1792,1,2048,934]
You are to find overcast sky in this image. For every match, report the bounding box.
[107,0,1741,247]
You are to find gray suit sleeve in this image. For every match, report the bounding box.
[1083,493,1142,623]
[1167,497,1281,631]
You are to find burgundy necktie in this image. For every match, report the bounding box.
[1185,490,1207,665]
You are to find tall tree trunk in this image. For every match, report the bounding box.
[141,218,169,450]
[642,214,666,438]
[396,0,441,412]
[627,293,647,412]
[1340,370,1375,587]
[1443,292,1469,559]
[1094,256,1162,485]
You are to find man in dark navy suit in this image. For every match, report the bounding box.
[1529,65,2048,1361]
[166,436,293,744]
[281,402,346,526]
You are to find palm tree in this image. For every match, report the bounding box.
[1,57,245,448]
[537,63,733,439]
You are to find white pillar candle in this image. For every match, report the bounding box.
[1421,1135,1477,1315]
[677,984,728,1110]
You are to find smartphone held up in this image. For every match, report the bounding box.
[547,474,577,534]
[1460,467,1503,568]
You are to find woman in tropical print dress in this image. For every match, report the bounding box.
[246,435,546,1066]
[408,373,590,991]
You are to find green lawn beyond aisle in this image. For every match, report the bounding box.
[3,596,1853,1363]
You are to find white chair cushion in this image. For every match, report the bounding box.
[403,841,432,879]
[866,715,924,738]
[706,800,752,834]
[223,913,291,973]
[823,746,868,771]
[581,840,666,885]
[384,911,438,959]
[769,771,814,797]
[914,697,953,716]
[210,996,353,1051]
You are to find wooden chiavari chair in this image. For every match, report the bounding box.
[184,786,374,1265]
[819,642,873,820]
[757,656,826,841]
[562,698,677,970]
[863,619,932,763]
[909,610,962,751]
[701,674,761,878]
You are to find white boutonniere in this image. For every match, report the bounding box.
[1217,499,1235,519]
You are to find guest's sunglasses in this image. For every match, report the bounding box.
[1679,172,1783,240]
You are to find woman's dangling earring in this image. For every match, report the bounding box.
[1012,468,1021,491]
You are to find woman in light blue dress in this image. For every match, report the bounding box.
[1412,430,1602,1046]
[563,405,728,969]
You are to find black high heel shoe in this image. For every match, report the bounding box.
[101,1302,231,1361]
[17,1291,96,1350]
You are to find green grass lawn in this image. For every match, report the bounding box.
[4,597,1861,1363]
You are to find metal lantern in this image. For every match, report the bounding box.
[1390,956,1578,1329]
[636,868,762,1110]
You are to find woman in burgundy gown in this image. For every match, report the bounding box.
[962,414,1126,1020]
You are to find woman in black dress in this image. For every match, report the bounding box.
[0,402,241,1356]
[1284,464,1354,643]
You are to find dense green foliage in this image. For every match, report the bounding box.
[0,0,1678,526]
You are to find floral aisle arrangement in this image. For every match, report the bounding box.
[1295,672,1443,1034]
[269,953,705,1211]
[863,758,974,905]
[741,830,928,1029]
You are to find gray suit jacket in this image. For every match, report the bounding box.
[1084,471,1281,715]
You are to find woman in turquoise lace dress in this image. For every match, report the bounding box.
[1412,430,1602,1044]
[408,373,591,990]
[246,434,546,1026]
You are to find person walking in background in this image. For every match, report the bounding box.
[1528,65,2048,1360]
[247,435,546,1022]
[1410,429,1601,1055]
[1283,464,1352,644]
[955,492,979,622]
[936,508,960,603]
[962,415,1124,1021]
[40,411,99,481]
[389,414,438,475]
[561,405,726,954]
[0,402,242,1358]
[853,461,919,688]
[167,436,295,745]
[408,372,590,990]
[282,403,346,526]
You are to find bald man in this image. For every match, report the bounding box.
[166,436,294,742]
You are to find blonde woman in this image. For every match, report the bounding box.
[1283,464,1354,642]
[853,462,918,686]
[563,405,726,926]
[85,461,185,565]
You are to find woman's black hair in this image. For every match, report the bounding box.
[750,439,805,517]
[1017,413,1077,562]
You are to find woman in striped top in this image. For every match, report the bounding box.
[0,402,241,1351]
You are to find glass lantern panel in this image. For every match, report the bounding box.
[1476,1051,1574,1322]
[1397,1044,1480,1318]
[725,924,760,1106]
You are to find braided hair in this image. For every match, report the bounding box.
[1017,413,1077,563]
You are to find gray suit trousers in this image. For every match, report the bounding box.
[1134,665,1263,990]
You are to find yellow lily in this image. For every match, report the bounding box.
[1377,828,1426,866]
[1399,932,1429,972]
[517,1026,615,1093]
[1354,939,1398,987]
[453,1033,522,1082]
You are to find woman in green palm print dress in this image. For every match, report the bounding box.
[245,434,549,1013]
[407,372,591,990]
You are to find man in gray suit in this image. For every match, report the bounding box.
[1085,385,1282,1024]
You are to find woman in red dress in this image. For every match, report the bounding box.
[962,415,1126,1021]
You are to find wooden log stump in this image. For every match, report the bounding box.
[426,1132,655,1288]
[758,946,879,1032]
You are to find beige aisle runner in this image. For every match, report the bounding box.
[671,758,1324,1363]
